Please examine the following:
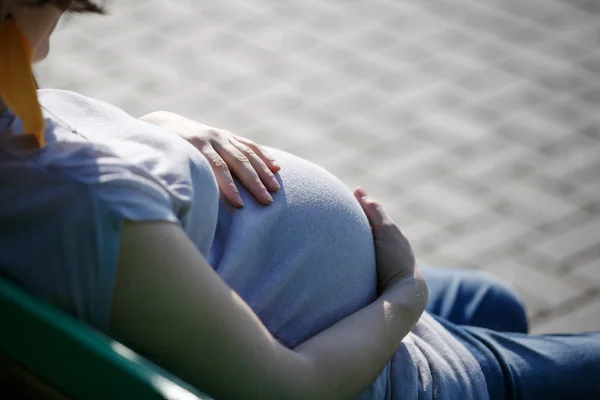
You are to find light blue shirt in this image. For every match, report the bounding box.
[0,89,488,399]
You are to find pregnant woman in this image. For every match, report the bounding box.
[1,1,599,399]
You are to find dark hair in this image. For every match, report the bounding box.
[66,0,106,14]
[26,0,107,14]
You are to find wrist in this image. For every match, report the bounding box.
[380,274,428,325]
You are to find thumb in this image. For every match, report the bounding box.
[354,188,388,230]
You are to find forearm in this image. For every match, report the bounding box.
[113,222,424,400]
[115,186,425,400]
[294,280,427,399]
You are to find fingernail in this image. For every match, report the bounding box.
[262,188,273,203]
[235,193,244,206]
[269,176,280,189]
[271,160,279,168]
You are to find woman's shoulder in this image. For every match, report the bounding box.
[37,89,214,179]
[0,90,220,331]
[34,88,216,207]
[38,88,131,121]
[1,88,194,230]
[0,89,183,330]
[0,147,179,331]
[0,137,180,231]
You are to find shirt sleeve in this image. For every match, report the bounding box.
[0,145,178,332]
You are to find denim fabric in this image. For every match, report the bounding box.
[421,267,600,399]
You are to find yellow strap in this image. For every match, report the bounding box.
[0,18,45,147]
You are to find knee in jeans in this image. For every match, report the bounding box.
[474,271,529,333]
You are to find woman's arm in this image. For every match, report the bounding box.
[110,197,425,399]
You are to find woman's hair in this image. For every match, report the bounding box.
[66,0,106,14]
[25,1,107,14]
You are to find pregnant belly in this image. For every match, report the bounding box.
[209,148,378,347]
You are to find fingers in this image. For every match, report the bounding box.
[214,141,274,205]
[354,188,391,230]
[230,139,280,193]
[189,125,281,207]
[234,135,280,173]
[200,145,245,208]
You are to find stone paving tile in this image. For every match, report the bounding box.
[571,257,600,285]
[35,0,600,333]
[532,297,600,334]
[487,259,585,309]
[533,218,600,265]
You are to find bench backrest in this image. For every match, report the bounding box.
[0,275,211,399]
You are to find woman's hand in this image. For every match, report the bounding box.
[140,111,281,207]
[354,188,427,316]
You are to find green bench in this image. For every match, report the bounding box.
[0,275,212,399]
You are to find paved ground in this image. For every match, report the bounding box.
[36,0,600,333]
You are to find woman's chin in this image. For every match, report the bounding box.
[33,41,50,63]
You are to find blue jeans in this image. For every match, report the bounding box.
[421,267,600,399]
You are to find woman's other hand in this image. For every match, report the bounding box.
[354,188,428,321]
[140,111,280,207]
